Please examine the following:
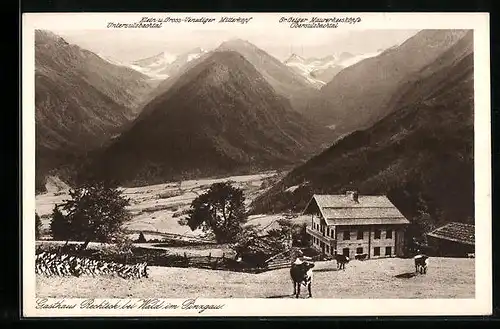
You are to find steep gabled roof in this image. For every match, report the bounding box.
[302,194,410,226]
[427,222,475,245]
[314,194,396,209]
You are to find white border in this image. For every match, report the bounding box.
[22,12,492,317]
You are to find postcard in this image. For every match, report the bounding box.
[22,12,491,317]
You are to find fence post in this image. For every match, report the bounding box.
[212,258,217,270]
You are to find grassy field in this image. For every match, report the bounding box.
[36,171,286,240]
[36,257,475,299]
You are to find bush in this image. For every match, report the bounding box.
[50,206,71,241]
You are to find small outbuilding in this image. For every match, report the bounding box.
[426,222,475,257]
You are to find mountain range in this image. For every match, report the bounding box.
[35,30,156,192]
[250,31,474,228]
[130,48,208,80]
[35,27,474,227]
[306,29,471,137]
[133,39,322,116]
[85,50,333,186]
[283,51,384,86]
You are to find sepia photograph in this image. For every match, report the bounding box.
[22,12,491,317]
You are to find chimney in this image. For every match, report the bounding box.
[346,190,359,203]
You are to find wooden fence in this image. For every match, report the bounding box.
[36,240,295,274]
[265,259,291,271]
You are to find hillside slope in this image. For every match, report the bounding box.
[308,29,470,135]
[36,30,154,116]
[35,30,156,191]
[216,39,319,112]
[87,51,333,186]
[251,31,474,227]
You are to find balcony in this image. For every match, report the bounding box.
[306,227,336,244]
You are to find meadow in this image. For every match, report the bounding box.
[36,257,475,299]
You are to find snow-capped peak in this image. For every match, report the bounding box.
[283,50,384,87]
[132,51,177,68]
[184,48,207,63]
[158,51,177,65]
[284,53,306,64]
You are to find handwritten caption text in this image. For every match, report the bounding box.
[107,16,253,28]
[36,298,226,314]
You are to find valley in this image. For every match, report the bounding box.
[36,171,289,241]
[34,28,475,268]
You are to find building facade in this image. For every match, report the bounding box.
[303,192,409,259]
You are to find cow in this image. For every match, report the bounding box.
[290,259,315,298]
[414,254,429,274]
[333,251,350,270]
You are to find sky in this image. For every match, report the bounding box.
[50,28,420,63]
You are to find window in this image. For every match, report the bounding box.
[342,248,349,257]
[343,231,350,240]
[356,247,363,255]
[330,229,335,238]
[374,229,381,239]
[357,230,364,240]
[385,246,392,256]
[326,245,330,253]
[374,247,380,256]
[326,227,330,236]
[386,229,393,239]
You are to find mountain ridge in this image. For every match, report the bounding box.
[306,29,470,135]
[85,50,333,186]
[35,30,156,192]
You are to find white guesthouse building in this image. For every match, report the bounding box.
[303,192,410,259]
